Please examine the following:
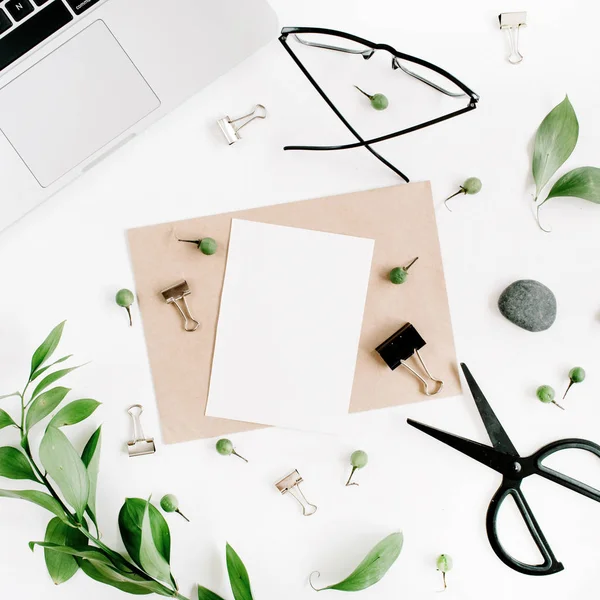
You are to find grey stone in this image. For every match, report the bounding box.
[498,280,557,332]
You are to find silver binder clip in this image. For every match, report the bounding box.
[127,405,156,457]
[275,470,317,516]
[375,323,444,396]
[161,280,200,332]
[218,104,267,145]
[499,12,527,64]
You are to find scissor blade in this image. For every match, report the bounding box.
[460,363,518,456]
[407,419,510,474]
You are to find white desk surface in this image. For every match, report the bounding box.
[2,0,600,598]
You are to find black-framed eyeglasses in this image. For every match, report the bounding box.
[279,27,480,181]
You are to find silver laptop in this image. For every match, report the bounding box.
[0,0,278,230]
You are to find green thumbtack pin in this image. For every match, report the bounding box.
[216,438,248,462]
[444,177,482,211]
[436,554,453,590]
[354,85,389,110]
[160,494,190,522]
[563,367,585,400]
[177,236,218,255]
[115,289,135,326]
[536,385,564,410]
[389,257,418,285]
[346,450,368,486]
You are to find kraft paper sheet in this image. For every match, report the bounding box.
[127,182,460,443]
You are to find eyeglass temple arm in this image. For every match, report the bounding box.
[279,37,410,182]
[284,103,476,152]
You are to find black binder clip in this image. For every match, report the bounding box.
[376,323,444,396]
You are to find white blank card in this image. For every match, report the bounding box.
[205,219,374,431]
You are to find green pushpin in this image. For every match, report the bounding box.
[346,450,368,486]
[160,494,190,522]
[444,177,482,212]
[436,554,453,590]
[389,257,418,285]
[354,86,389,110]
[563,367,585,400]
[216,438,248,462]
[536,385,564,410]
[177,236,218,255]
[115,289,135,326]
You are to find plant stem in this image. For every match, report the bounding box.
[534,198,552,233]
[18,392,79,524]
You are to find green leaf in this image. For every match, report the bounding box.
[49,400,101,429]
[26,387,70,431]
[81,426,102,528]
[0,489,67,521]
[0,409,16,430]
[30,321,66,378]
[31,366,81,401]
[311,532,404,592]
[137,499,172,583]
[30,542,114,565]
[31,355,73,382]
[198,586,227,600]
[226,543,253,600]
[34,541,139,581]
[40,427,89,520]
[532,96,579,199]
[0,446,39,482]
[544,166,600,204]
[44,517,88,585]
[78,559,171,596]
[119,498,171,568]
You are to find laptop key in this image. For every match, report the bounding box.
[0,0,73,72]
[0,9,12,35]
[33,0,51,5]
[63,0,101,15]
[6,0,34,22]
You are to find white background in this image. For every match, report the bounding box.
[2,0,600,599]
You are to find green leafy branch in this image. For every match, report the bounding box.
[0,322,402,599]
[0,322,191,599]
[532,95,600,231]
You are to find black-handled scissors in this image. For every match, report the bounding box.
[407,363,600,576]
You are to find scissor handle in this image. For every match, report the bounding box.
[532,438,600,502]
[486,482,564,576]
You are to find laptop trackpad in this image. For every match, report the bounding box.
[0,21,160,187]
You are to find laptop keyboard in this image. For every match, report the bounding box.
[0,0,101,73]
